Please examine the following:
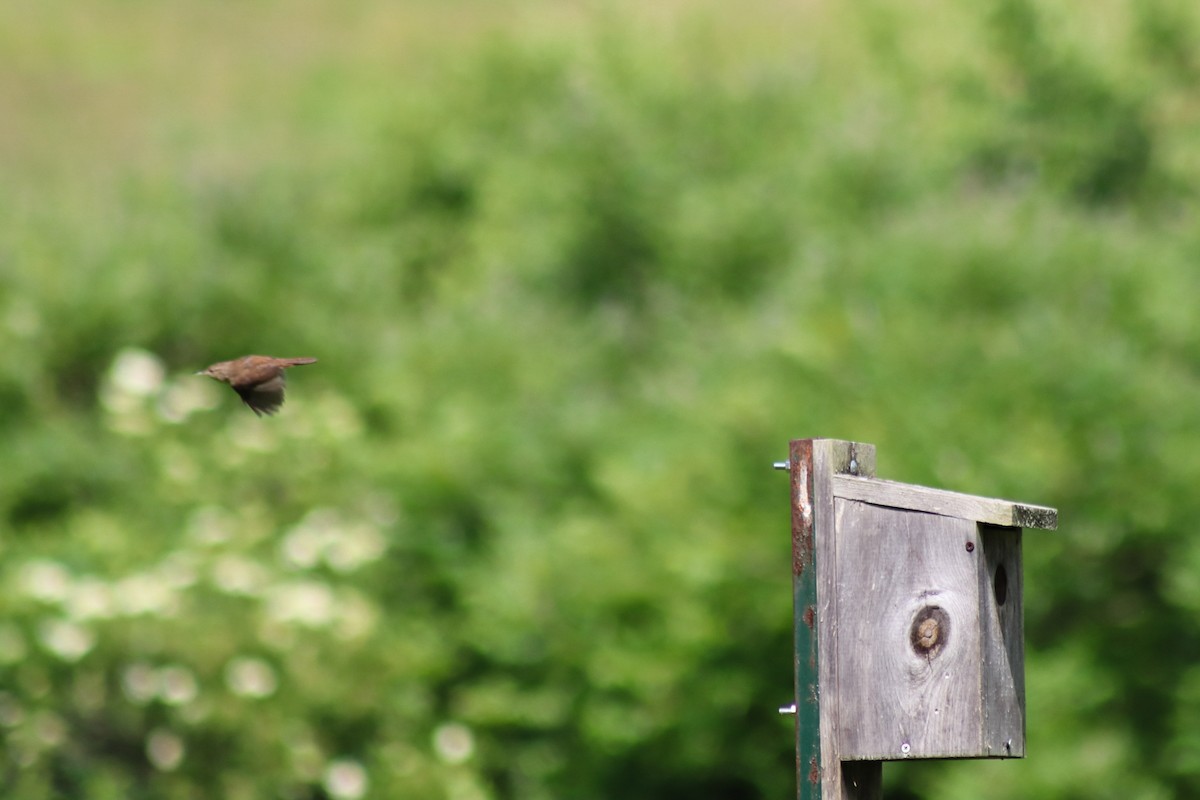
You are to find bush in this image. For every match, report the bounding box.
[2,2,1200,797]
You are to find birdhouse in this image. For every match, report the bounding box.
[781,439,1057,799]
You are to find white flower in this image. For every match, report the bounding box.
[323,759,368,800]
[157,378,221,423]
[280,510,387,573]
[433,722,475,764]
[64,578,115,621]
[114,573,178,617]
[212,555,268,596]
[225,657,278,699]
[264,581,336,627]
[109,349,165,396]
[325,524,387,573]
[280,525,325,570]
[122,662,159,704]
[37,619,95,662]
[20,560,72,603]
[146,728,185,771]
[158,666,198,706]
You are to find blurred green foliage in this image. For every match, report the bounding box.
[1,0,1200,798]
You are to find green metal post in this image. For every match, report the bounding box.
[787,439,881,800]
[790,439,821,799]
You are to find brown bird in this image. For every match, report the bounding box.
[197,355,317,416]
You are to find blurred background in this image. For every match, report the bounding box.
[1,0,1199,797]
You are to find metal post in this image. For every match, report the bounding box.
[786,439,882,800]
[789,439,821,798]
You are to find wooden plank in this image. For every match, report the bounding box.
[834,500,987,760]
[831,475,1057,530]
[815,442,882,798]
[978,525,1025,757]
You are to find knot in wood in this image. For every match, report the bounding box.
[917,618,939,648]
[909,605,949,659]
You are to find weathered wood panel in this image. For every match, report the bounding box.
[835,499,1011,760]
[832,475,1057,530]
[979,524,1025,756]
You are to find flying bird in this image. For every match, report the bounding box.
[197,355,317,416]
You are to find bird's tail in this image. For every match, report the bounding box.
[282,357,318,367]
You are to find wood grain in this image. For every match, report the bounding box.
[832,475,1057,530]
[833,500,1024,760]
[978,524,1025,756]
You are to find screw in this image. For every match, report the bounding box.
[965,541,975,552]
[900,742,910,755]
[773,461,789,471]
[778,704,797,715]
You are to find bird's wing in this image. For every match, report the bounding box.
[235,374,287,416]
[233,359,290,386]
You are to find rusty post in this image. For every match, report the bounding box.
[789,439,821,798]
[787,439,882,800]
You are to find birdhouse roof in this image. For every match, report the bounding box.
[832,474,1058,530]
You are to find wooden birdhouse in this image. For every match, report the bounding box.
[780,439,1057,799]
